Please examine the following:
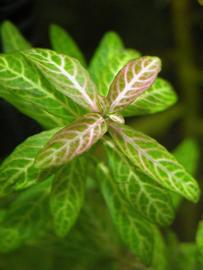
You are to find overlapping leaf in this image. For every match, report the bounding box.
[103,139,175,226]
[98,163,155,265]
[109,123,200,202]
[107,56,161,113]
[49,24,86,66]
[23,49,103,112]
[171,139,199,208]
[122,78,177,116]
[0,52,84,128]
[152,228,168,270]
[36,113,108,169]
[0,128,60,197]
[50,157,86,237]
[0,179,51,251]
[173,139,199,176]
[91,48,140,96]
[89,32,124,89]
[1,20,31,52]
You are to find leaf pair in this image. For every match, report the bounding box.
[21,48,160,168]
[19,47,199,205]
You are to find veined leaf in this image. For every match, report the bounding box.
[196,221,203,268]
[50,157,86,237]
[1,20,31,52]
[98,162,155,266]
[90,48,140,96]
[23,49,102,112]
[103,139,175,226]
[107,56,161,113]
[49,24,86,66]
[89,32,124,89]
[36,113,108,169]
[171,139,199,208]
[0,178,52,250]
[0,52,85,129]
[173,139,199,176]
[122,78,177,117]
[0,128,60,197]
[109,123,200,202]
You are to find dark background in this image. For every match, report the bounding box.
[0,0,203,241]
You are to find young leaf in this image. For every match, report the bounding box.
[98,163,155,266]
[0,52,84,129]
[50,157,86,237]
[90,48,140,96]
[36,113,108,169]
[122,78,177,117]
[1,20,31,52]
[0,128,60,197]
[89,32,124,89]
[107,56,161,113]
[196,221,203,268]
[103,139,175,226]
[23,49,103,112]
[109,123,200,203]
[49,24,86,66]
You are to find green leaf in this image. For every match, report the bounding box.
[36,113,108,169]
[90,48,140,96]
[0,128,60,197]
[196,221,203,268]
[171,138,200,208]
[23,49,103,112]
[98,163,155,266]
[89,32,124,90]
[49,24,86,66]
[0,179,52,250]
[152,229,168,270]
[173,139,199,176]
[122,78,177,117]
[50,157,86,237]
[0,52,84,129]
[106,56,161,113]
[109,123,200,203]
[1,20,31,52]
[0,227,22,253]
[176,243,197,270]
[103,139,175,226]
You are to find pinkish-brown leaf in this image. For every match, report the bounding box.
[35,113,107,169]
[107,56,161,113]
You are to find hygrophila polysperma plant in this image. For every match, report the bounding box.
[0,21,202,269]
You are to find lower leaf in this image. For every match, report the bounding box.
[50,157,87,237]
[98,162,155,266]
[0,128,61,197]
[109,123,200,203]
[103,139,175,226]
